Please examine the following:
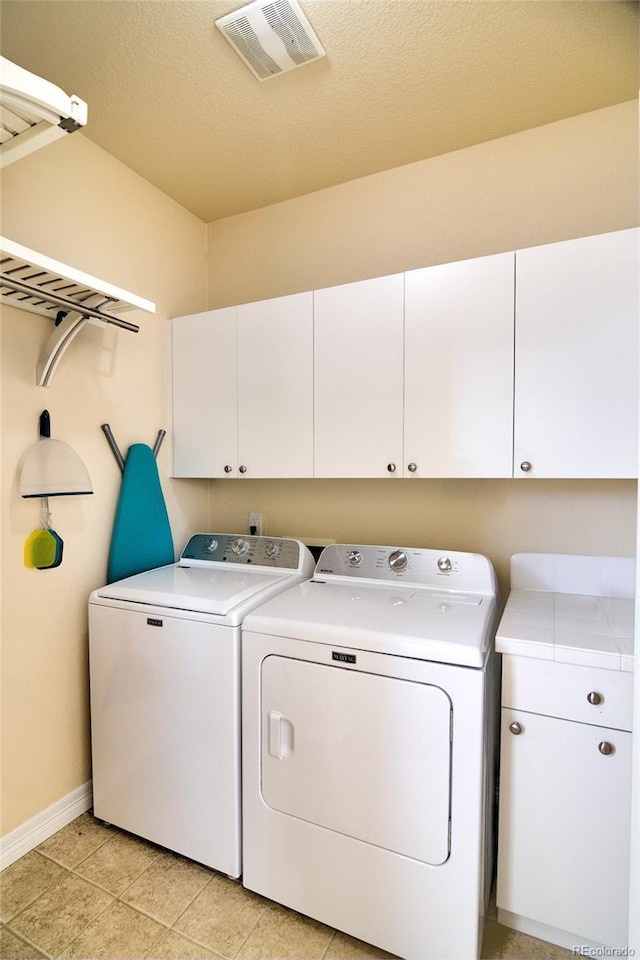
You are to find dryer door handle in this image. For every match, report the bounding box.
[268,710,294,759]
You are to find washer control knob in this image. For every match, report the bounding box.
[204,538,218,553]
[598,741,614,756]
[509,722,523,735]
[265,542,280,559]
[437,557,452,572]
[388,549,408,571]
[223,465,233,474]
[348,550,362,566]
[232,538,250,555]
[587,691,602,705]
[520,461,533,473]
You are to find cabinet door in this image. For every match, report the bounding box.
[237,292,313,478]
[404,253,514,477]
[497,708,631,947]
[514,229,638,478]
[171,308,238,478]
[314,275,404,477]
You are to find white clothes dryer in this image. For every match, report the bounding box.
[241,543,500,960]
[89,533,314,877]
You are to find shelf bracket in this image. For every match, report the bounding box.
[1,234,155,387]
[36,311,91,387]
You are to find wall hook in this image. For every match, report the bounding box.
[102,424,166,474]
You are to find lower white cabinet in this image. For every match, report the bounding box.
[497,658,632,949]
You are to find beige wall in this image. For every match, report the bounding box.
[206,101,639,598]
[1,134,208,835]
[1,99,637,838]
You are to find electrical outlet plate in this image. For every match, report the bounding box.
[249,512,263,535]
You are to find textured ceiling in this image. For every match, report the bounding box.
[1,1,638,222]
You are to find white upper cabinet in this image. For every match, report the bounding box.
[172,230,637,481]
[514,229,638,479]
[404,253,515,478]
[314,274,405,478]
[236,292,314,478]
[172,307,238,478]
[172,293,313,478]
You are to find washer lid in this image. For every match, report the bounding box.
[93,563,294,617]
[242,578,496,666]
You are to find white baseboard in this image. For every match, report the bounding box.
[0,781,93,871]
[497,908,608,953]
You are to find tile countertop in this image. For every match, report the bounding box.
[495,554,635,672]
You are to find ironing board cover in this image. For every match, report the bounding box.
[107,443,174,583]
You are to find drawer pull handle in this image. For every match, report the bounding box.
[223,465,233,474]
[598,741,614,756]
[587,691,602,705]
[387,463,396,473]
[520,461,532,473]
[509,721,523,735]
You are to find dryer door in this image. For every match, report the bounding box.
[260,655,452,865]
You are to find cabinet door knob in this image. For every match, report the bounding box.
[587,691,602,705]
[520,461,532,473]
[509,721,523,735]
[223,465,233,474]
[598,741,614,755]
[387,463,397,473]
[407,462,418,473]
[239,465,247,474]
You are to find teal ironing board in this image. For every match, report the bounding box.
[107,443,174,583]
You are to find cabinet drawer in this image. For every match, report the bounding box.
[501,656,633,730]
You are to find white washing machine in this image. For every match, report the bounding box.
[88,533,314,877]
[242,543,500,960]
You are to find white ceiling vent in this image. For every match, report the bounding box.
[215,0,325,81]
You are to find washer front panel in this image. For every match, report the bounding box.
[261,655,452,865]
[90,605,240,875]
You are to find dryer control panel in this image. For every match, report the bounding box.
[315,543,497,594]
[180,534,307,570]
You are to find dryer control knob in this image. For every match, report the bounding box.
[348,550,362,566]
[265,542,280,559]
[388,550,408,571]
[232,538,250,555]
[437,557,452,572]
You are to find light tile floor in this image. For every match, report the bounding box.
[1,813,573,959]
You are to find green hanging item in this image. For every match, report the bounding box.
[21,411,91,570]
[23,496,63,569]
